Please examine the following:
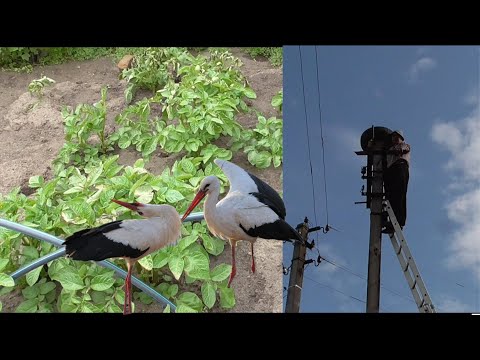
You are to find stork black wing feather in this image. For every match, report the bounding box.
[248,172,286,219]
[63,220,149,261]
[239,219,304,243]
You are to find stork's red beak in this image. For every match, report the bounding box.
[112,199,141,211]
[181,190,206,222]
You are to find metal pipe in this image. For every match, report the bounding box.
[10,248,66,281]
[0,211,205,312]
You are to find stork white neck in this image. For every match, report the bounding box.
[201,176,221,222]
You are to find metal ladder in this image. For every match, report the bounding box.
[384,200,436,313]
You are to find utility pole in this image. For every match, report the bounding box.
[285,218,309,313]
[365,141,384,313]
[356,126,436,313]
[355,126,390,313]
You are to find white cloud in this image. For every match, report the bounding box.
[409,57,437,82]
[432,112,480,182]
[431,106,480,281]
[327,125,364,166]
[436,295,471,312]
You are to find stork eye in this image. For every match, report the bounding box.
[138,211,144,216]
[203,184,210,191]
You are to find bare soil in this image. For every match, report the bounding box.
[0,48,283,313]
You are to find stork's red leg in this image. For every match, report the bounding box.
[123,262,133,315]
[227,242,237,288]
[251,242,255,273]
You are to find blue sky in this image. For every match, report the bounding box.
[283,46,480,312]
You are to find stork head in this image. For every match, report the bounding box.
[112,199,152,218]
[181,175,220,222]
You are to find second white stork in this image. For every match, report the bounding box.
[181,159,303,287]
[63,200,181,315]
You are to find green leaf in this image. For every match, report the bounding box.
[0,273,14,287]
[219,287,236,309]
[244,88,257,99]
[167,284,179,298]
[201,282,216,309]
[16,299,38,313]
[273,155,282,167]
[90,274,116,291]
[184,273,197,285]
[181,159,195,174]
[163,304,171,313]
[153,251,169,269]
[210,117,223,124]
[189,176,202,187]
[137,292,154,305]
[169,257,184,280]
[86,188,103,205]
[175,304,198,313]
[157,282,170,297]
[23,246,39,259]
[54,271,84,291]
[184,252,210,280]
[134,185,154,203]
[86,166,103,186]
[271,93,283,108]
[211,264,232,282]
[133,158,145,169]
[128,174,149,198]
[47,259,66,279]
[201,233,225,256]
[0,259,9,272]
[205,122,216,136]
[118,135,132,149]
[248,150,271,168]
[0,302,2,312]
[177,292,203,312]
[29,175,44,188]
[36,301,53,313]
[114,290,125,305]
[142,137,158,156]
[22,285,40,300]
[138,254,154,271]
[178,234,198,252]
[165,189,184,204]
[39,281,56,295]
[26,267,43,286]
[81,302,101,313]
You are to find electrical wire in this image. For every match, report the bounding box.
[298,46,320,241]
[314,46,329,225]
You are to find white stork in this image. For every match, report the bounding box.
[63,200,181,315]
[181,159,303,287]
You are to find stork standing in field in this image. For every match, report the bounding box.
[63,200,181,315]
[181,159,304,287]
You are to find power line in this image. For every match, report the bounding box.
[304,274,389,312]
[305,246,453,312]
[306,244,417,306]
[321,254,415,305]
[314,46,329,225]
[298,46,320,241]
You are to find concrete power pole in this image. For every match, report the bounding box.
[285,219,309,313]
[356,126,391,313]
